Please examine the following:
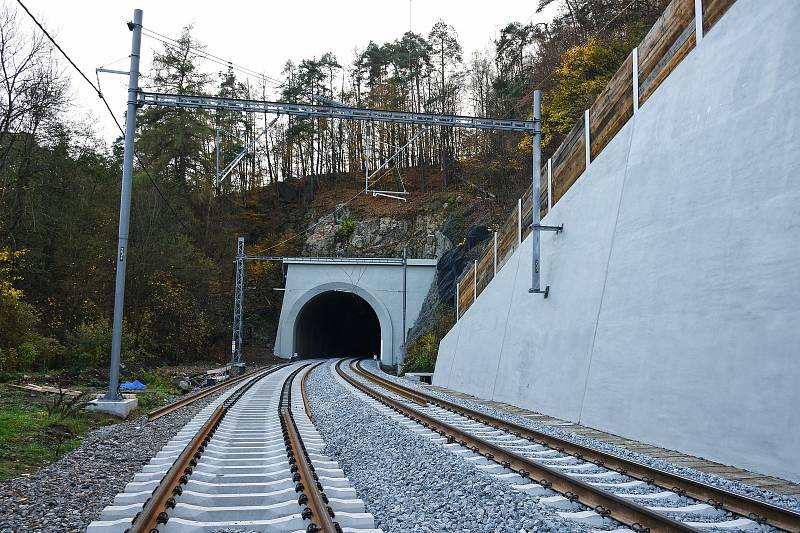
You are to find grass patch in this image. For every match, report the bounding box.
[0,364,210,481]
[0,384,116,480]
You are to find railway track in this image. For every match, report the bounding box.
[338,358,800,533]
[88,362,381,533]
[146,364,290,422]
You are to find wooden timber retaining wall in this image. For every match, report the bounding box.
[455,0,736,319]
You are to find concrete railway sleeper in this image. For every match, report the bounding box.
[341,358,800,533]
[147,363,292,422]
[87,362,380,532]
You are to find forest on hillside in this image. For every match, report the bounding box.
[0,0,667,373]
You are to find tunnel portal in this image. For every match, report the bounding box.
[293,290,381,358]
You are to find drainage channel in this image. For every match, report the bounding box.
[87,362,380,532]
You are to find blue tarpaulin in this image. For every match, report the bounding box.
[120,379,146,390]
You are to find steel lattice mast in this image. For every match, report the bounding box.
[231,237,245,366]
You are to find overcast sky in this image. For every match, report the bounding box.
[19,0,558,144]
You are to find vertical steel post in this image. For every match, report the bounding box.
[547,158,553,211]
[455,279,459,322]
[473,260,477,301]
[400,247,407,376]
[694,0,704,44]
[105,9,142,401]
[364,124,370,193]
[493,231,498,275]
[231,237,245,366]
[632,47,640,115]
[584,109,591,167]
[517,198,522,245]
[214,112,221,192]
[530,91,543,294]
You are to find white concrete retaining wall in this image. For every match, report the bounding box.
[434,0,800,482]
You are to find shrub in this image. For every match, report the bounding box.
[66,317,152,369]
[68,319,113,368]
[146,271,210,365]
[402,304,456,373]
[403,332,438,373]
[337,216,357,240]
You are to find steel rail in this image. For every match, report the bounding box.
[129,404,224,532]
[129,362,275,532]
[130,364,336,532]
[281,364,339,533]
[337,359,694,533]
[147,363,289,421]
[354,359,800,533]
[301,362,324,421]
[349,360,428,406]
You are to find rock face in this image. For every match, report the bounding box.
[303,208,452,259]
[408,224,489,345]
[300,204,491,357]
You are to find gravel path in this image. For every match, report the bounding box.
[307,360,602,533]
[364,361,800,513]
[0,391,223,533]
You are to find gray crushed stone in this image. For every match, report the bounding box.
[365,361,800,513]
[307,360,603,533]
[0,391,223,533]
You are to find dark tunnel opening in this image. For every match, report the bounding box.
[294,291,381,358]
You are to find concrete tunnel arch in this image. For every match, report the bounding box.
[284,282,394,360]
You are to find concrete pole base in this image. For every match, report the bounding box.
[86,395,138,418]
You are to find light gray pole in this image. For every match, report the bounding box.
[399,246,407,375]
[528,90,562,298]
[214,112,220,192]
[530,90,543,294]
[105,9,143,401]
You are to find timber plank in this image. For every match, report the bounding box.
[703,0,736,33]
[551,117,586,203]
[638,0,694,84]
[590,52,634,159]
[640,21,696,106]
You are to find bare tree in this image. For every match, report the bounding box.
[0,5,68,235]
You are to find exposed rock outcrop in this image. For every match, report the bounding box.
[303,208,452,259]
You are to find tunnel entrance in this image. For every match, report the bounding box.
[293,290,381,358]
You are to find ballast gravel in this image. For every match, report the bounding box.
[307,361,598,533]
[363,361,800,513]
[0,391,223,533]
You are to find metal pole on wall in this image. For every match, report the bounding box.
[105,9,143,401]
[529,90,563,298]
[529,90,545,297]
[399,246,407,376]
[232,237,245,366]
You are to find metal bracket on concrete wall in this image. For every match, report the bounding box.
[529,223,562,298]
[532,224,564,233]
[528,286,550,298]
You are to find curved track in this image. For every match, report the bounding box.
[147,364,290,422]
[339,358,800,533]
